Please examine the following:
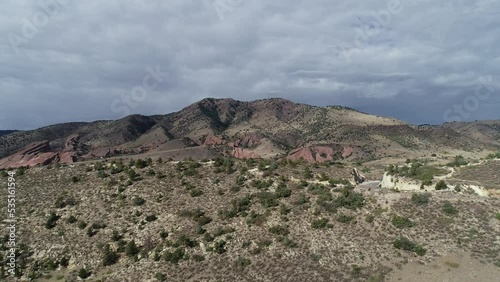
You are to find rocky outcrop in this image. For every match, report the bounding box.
[204,135,225,146]
[233,133,261,148]
[89,148,112,158]
[63,134,80,152]
[59,135,80,164]
[342,147,354,158]
[287,147,315,163]
[351,168,366,184]
[232,148,260,159]
[287,146,336,163]
[313,146,335,162]
[0,141,59,169]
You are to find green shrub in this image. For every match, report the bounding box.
[16,167,27,176]
[190,188,203,197]
[71,176,80,183]
[102,244,119,266]
[45,212,59,229]
[393,237,426,256]
[127,169,142,181]
[155,272,167,281]
[275,183,292,198]
[213,240,227,254]
[352,264,362,277]
[132,197,145,206]
[311,218,331,229]
[125,240,140,257]
[391,216,415,229]
[135,159,146,169]
[86,227,97,237]
[442,201,458,215]
[446,155,468,167]
[486,152,500,159]
[336,213,354,223]
[164,247,185,264]
[268,225,290,236]
[111,230,123,241]
[495,213,500,220]
[411,193,430,205]
[192,254,205,262]
[78,221,87,229]
[365,214,375,223]
[145,214,157,222]
[66,215,77,224]
[251,179,274,189]
[177,234,197,248]
[77,268,92,279]
[255,192,279,208]
[435,180,447,190]
[235,257,251,269]
[295,193,309,206]
[213,226,235,237]
[335,188,365,209]
[303,167,313,179]
[97,170,108,178]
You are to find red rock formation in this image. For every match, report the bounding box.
[59,135,80,164]
[232,147,260,159]
[287,146,338,163]
[0,141,59,169]
[287,147,315,163]
[204,135,225,146]
[342,147,354,158]
[59,152,76,164]
[312,146,334,162]
[234,133,261,148]
[62,134,79,152]
[89,147,111,158]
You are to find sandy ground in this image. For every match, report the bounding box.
[387,251,500,282]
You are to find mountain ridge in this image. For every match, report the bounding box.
[0,98,499,168]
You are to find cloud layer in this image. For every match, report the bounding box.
[1,0,499,129]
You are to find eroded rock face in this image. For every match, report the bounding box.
[232,147,260,159]
[0,141,58,169]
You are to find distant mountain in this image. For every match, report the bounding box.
[0,98,499,168]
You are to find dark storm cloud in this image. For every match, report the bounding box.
[1,0,499,130]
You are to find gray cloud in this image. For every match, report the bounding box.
[1,0,499,130]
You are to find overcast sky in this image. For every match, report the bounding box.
[1,0,499,130]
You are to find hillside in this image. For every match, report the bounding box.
[0,130,17,137]
[0,98,499,168]
[0,157,498,281]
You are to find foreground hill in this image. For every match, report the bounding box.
[1,98,499,169]
[0,158,498,281]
